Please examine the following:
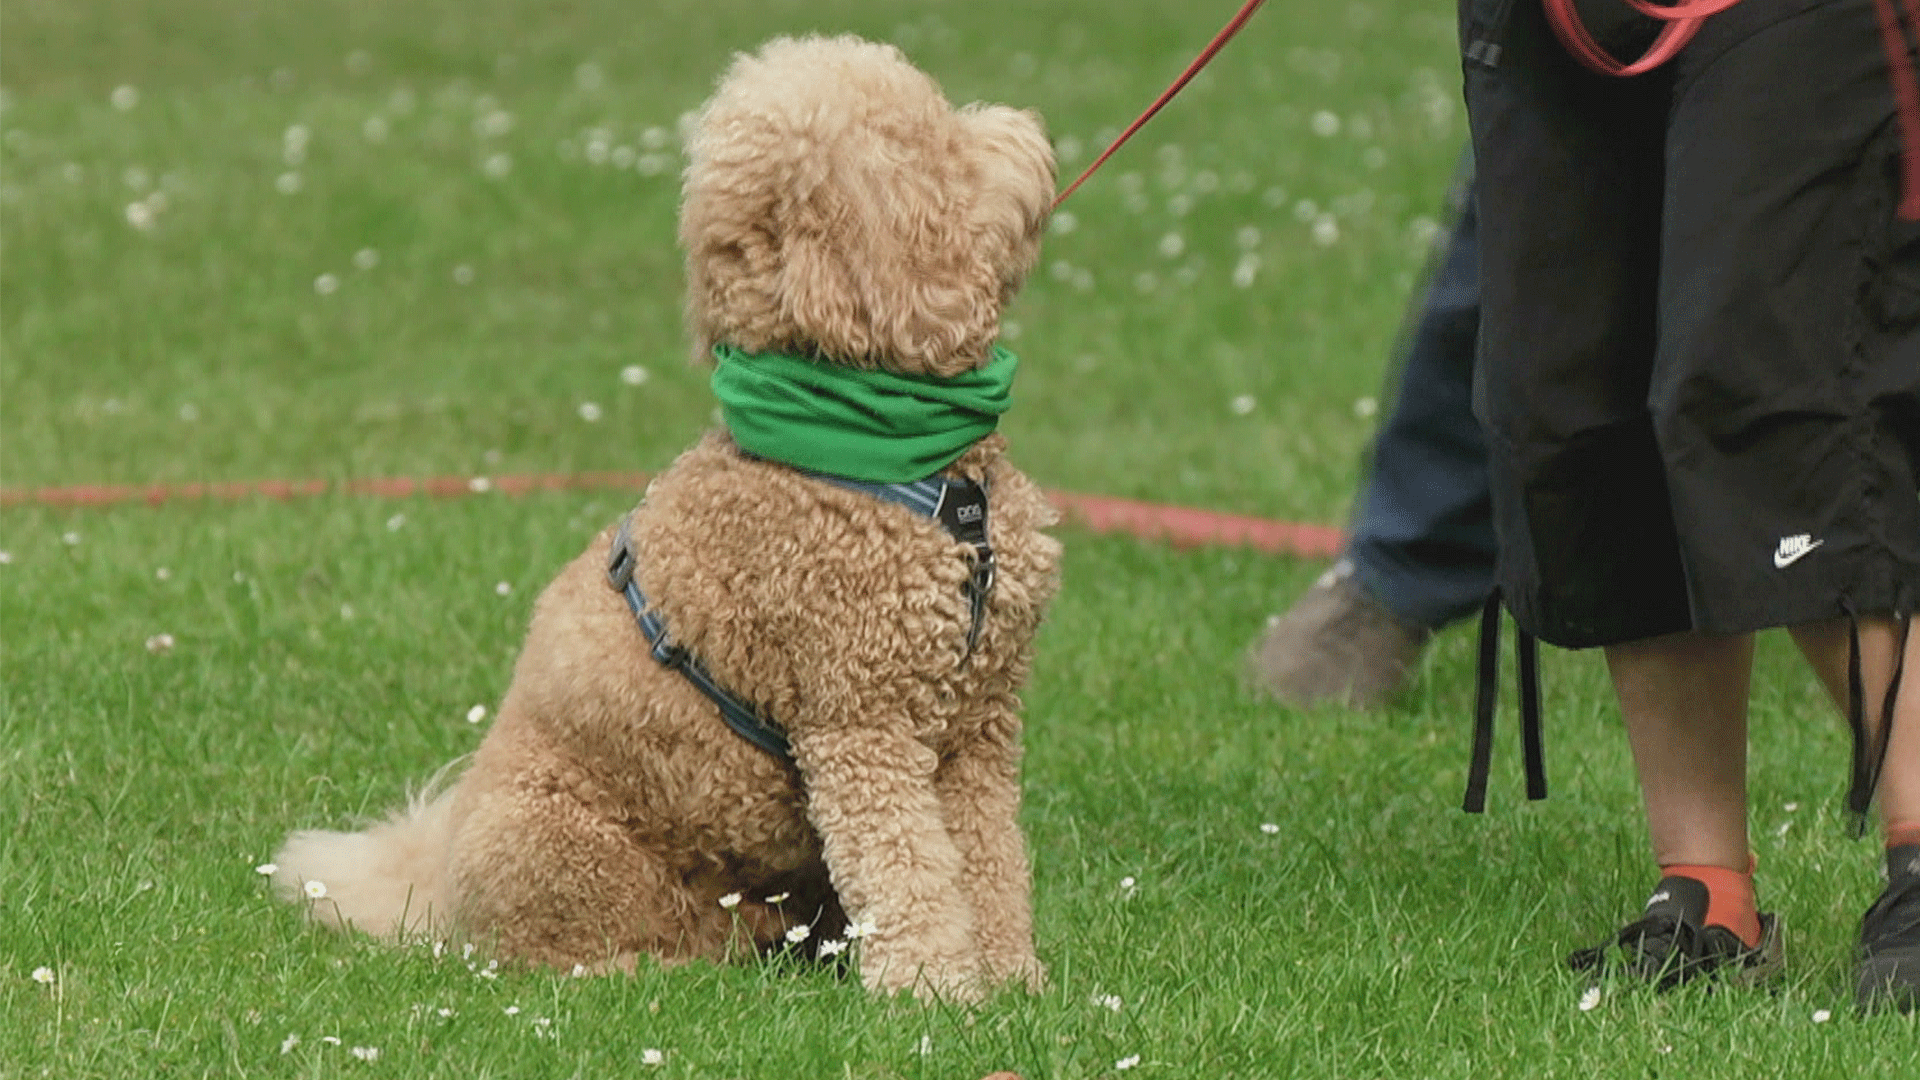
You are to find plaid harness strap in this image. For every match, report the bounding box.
[605,474,994,764]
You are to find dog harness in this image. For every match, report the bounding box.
[606,472,995,764]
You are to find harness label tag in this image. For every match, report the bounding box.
[937,485,990,547]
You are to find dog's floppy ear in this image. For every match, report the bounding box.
[958,103,1056,302]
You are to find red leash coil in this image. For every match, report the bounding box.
[1542,0,1920,220]
[1053,0,1269,209]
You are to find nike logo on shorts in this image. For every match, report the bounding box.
[1773,534,1823,569]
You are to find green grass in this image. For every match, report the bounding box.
[3,1,1914,1077]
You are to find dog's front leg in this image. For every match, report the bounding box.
[935,715,1044,991]
[792,727,983,1001]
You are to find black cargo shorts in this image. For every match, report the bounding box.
[1460,0,1920,647]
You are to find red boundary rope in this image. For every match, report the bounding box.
[0,473,1344,559]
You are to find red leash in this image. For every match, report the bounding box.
[1539,0,1742,76]
[1542,0,1920,220]
[1053,0,1269,208]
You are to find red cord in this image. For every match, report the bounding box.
[1875,0,1920,220]
[1053,0,1269,208]
[1539,0,1708,76]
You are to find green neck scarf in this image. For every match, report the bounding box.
[710,344,1018,483]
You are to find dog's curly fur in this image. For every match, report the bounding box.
[271,34,1060,1001]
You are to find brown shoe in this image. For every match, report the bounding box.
[1246,561,1431,708]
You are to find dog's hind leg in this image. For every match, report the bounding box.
[792,727,984,1000]
[447,767,728,971]
[935,716,1044,991]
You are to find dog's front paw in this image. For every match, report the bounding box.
[859,945,986,1003]
[991,955,1047,994]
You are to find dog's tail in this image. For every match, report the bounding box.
[271,764,462,941]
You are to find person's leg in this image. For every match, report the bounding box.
[1787,617,1920,837]
[1342,168,1496,633]
[1789,616,1920,1009]
[1248,161,1494,709]
[1606,631,1754,873]
[1462,0,1780,986]
[1582,630,1772,978]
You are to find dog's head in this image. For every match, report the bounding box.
[679,35,1055,378]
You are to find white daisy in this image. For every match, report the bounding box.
[304,880,328,900]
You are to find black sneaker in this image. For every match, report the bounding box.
[1568,875,1783,990]
[1857,844,1920,1013]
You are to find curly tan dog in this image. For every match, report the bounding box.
[271,34,1060,1001]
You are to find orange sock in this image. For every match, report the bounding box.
[1662,863,1762,948]
[1885,821,1920,850]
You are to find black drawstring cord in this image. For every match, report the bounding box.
[1519,626,1547,801]
[1464,590,1549,813]
[1845,605,1911,836]
[1847,611,1872,835]
[1465,591,1502,813]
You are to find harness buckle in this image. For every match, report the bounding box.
[650,636,688,669]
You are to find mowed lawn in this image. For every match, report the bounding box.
[2,1,1912,1077]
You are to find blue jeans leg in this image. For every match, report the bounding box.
[1344,175,1496,631]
